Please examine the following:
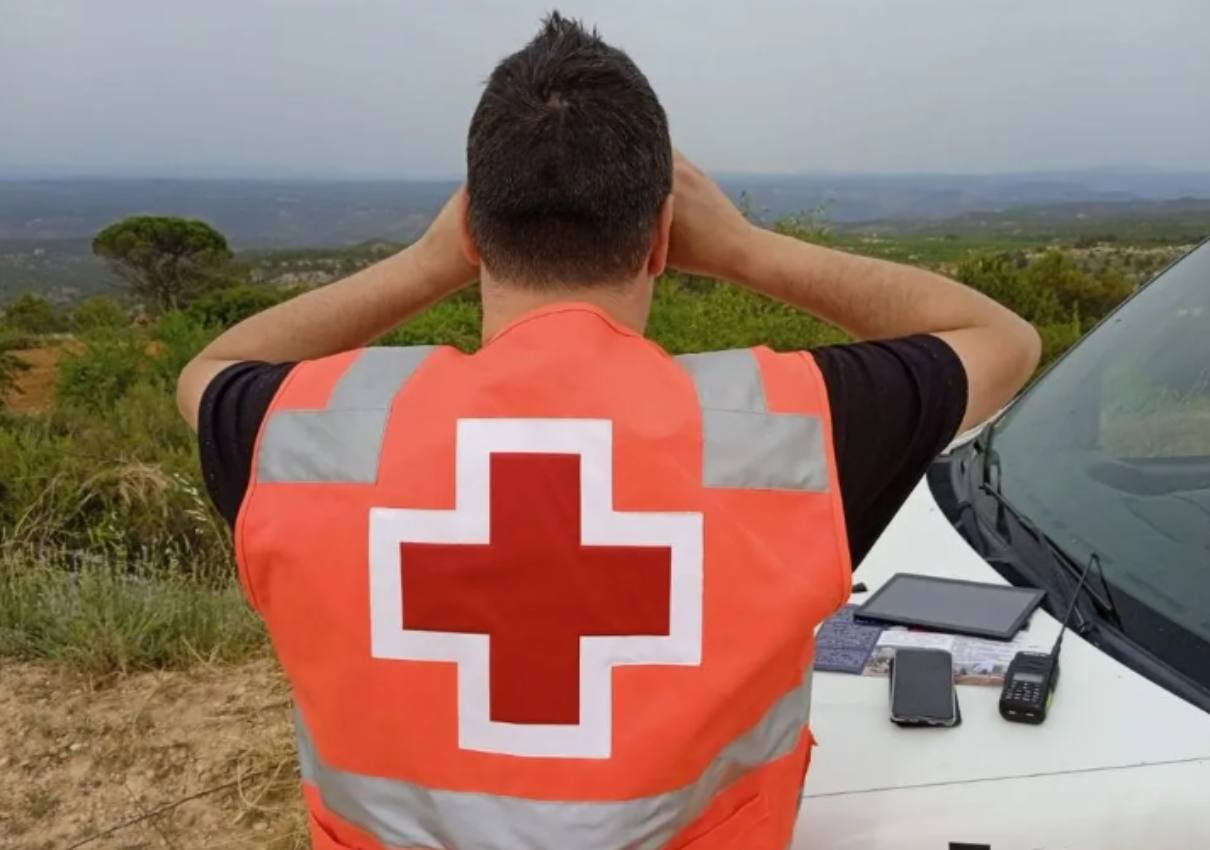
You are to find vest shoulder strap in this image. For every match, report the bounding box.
[257,346,438,483]
[674,348,830,492]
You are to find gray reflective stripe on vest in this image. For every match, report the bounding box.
[258,346,436,483]
[676,349,828,491]
[297,673,812,850]
[676,350,767,411]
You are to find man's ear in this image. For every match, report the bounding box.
[646,194,675,277]
[458,188,481,266]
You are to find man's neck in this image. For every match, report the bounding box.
[479,275,652,341]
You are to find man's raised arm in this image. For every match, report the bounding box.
[175,188,477,431]
[668,154,1041,432]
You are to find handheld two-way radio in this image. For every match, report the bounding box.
[999,554,1097,725]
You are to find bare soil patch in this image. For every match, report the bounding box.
[0,657,305,850]
[3,346,64,415]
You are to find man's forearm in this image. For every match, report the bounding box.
[734,227,1040,431]
[734,228,1022,342]
[196,244,461,365]
[669,151,1038,431]
[177,227,475,430]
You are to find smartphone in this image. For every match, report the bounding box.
[889,648,959,727]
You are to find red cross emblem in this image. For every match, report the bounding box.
[370,419,704,759]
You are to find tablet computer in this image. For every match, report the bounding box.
[854,573,1045,640]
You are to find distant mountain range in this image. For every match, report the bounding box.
[0,178,455,249]
[725,168,1210,225]
[3,168,1210,248]
[839,197,1210,242]
[2,169,1208,301]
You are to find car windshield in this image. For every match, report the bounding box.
[991,242,1210,680]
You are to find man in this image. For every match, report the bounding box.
[178,13,1038,850]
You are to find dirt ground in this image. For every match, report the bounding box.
[0,657,306,850]
[3,346,65,415]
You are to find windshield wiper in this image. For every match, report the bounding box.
[975,418,1002,493]
[975,428,1123,632]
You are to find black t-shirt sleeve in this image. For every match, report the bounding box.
[197,360,297,527]
[811,335,968,569]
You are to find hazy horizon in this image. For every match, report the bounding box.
[4,1,1208,179]
[4,164,1210,183]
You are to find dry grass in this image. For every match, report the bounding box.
[0,547,265,676]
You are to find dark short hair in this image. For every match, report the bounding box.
[467,12,672,287]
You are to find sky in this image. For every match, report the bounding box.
[2,0,1207,178]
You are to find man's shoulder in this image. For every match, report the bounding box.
[808,335,965,391]
[807,335,968,567]
[198,360,298,527]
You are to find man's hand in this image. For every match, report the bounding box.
[667,151,1040,432]
[667,151,758,281]
[176,186,477,431]
[414,185,479,294]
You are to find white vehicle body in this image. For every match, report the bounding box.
[791,237,1210,848]
[793,479,1210,849]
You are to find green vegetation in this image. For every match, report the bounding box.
[187,283,302,327]
[71,295,128,331]
[0,208,1199,675]
[648,274,848,352]
[953,247,1134,336]
[2,292,67,335]
[92,215,234,312]
[0,552,264,676]
[1,298,250,672]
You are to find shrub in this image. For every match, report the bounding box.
[150,311,219,389]
[2,293,66,335]
[55,313,218,414]
[0,546,263,675]
[373,276,848,355]
[1024,250,1094,323]
[72,295,127,331]
[958,249,1135,331]
[772,210,834,245]
[956,252,1060,324]
[648,274,845,353]
[1,391,229,572]
[379,292,483,351]
[55,327,147,411]
[1037,313,1085,369]
[188,284,290,328]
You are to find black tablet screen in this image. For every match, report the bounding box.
[856,574,1045,640]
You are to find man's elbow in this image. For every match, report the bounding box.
[1003,315,1043,392]
[945,313,1043,434]
[176,357,209,432]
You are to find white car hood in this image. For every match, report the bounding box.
[803,479,1210,797]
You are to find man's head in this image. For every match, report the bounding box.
[464,12,673,290]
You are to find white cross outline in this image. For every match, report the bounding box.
[368,418,704,759]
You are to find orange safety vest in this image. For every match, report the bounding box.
[236,303,850,850]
